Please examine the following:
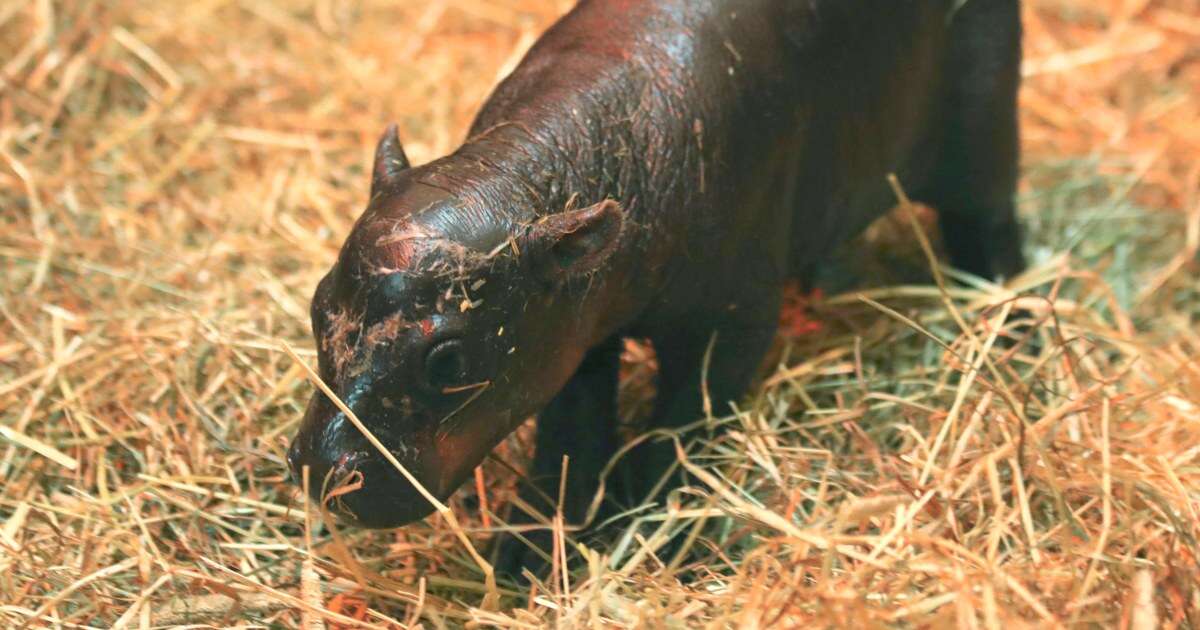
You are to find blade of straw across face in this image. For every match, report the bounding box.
[280,341,500,611]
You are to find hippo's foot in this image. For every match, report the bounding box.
[493,527,554,584]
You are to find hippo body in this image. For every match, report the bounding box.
[288,0,1024,573]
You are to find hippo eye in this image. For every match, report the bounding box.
[424,339,468,392]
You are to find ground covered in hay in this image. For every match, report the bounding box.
[1,1,1198,627]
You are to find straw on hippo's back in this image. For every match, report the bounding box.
[287,0,1024,575]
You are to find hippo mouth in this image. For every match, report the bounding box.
[285,413,490,529]
[285,404,451,528]
[308,450,445,528]
[286,378,517,529]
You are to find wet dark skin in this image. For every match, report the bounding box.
[287,0,1026,576]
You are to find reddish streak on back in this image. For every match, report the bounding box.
[420,318,434,338]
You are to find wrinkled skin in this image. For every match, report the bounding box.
[288,0,1025,570]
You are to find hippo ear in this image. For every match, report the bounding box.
[371,123,411,197]
[524,199,624,279]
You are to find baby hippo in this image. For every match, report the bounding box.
[287,0,1025,571]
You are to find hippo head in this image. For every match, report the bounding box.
[286,125,624,528]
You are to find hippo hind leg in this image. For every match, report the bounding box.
[915,0,1025,281]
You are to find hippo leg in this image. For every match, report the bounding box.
[631,291,783,506]
[917,0,1025,282]
[495,336,622,579]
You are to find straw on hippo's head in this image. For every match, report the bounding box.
[287,125,624,527]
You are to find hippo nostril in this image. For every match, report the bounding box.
[331,450,372,480]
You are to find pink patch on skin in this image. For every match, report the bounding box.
[373,221,431,271]
[779,287,826,337]
[323,308,361,374]
[363,312,410,346]
[420,319,434,338]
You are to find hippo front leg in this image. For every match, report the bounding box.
[632,291,783,506]
[494,336,622,579]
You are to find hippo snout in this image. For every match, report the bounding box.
[287,395,443,528]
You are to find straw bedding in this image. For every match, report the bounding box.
[0,0,1197,627]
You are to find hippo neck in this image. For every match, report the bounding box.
[420,13,715,340]
[425,120,669,345]
[453,124,637,227]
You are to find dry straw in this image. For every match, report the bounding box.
[1,0,1198,627]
